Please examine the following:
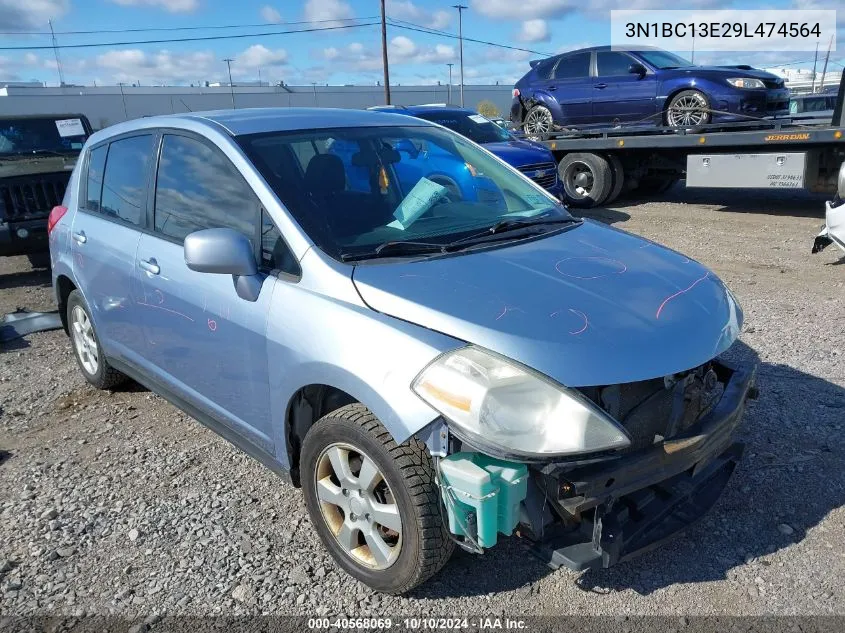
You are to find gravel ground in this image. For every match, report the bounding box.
[1,186,844,618]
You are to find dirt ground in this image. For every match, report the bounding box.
[1,185,843,617]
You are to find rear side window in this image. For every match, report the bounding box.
[154,134,257,243]
[100,135,154,225]
[84,145,107,211]
[597,52,633,76]
[553,52,591,79]
[532,58,556,80]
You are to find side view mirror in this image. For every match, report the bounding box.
[184,228,262,302]
[628,63,647,78]
[393,138,420,159]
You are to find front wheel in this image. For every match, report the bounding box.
[301,404,454,594]
[665,90,711,127]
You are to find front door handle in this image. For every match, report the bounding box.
[594,83,608,89]
[139,258,160,275]
[547,85,557,91]
[72,231,87,244]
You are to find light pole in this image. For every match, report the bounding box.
[223,58,235,109]
[446,63,453,104]
[452,5,467,107]
[380,0,391,104]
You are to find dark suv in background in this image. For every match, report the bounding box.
[511,46,789,133]
[0,114,92,258]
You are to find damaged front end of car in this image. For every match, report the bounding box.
[812,160,845,256]
[418,354,757,570]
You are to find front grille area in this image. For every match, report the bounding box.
[763,79,784,89]
[517,161,558,190]
[579,364,722,453]
[0,172,69,221]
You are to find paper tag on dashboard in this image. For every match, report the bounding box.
[388,177,448,231]
[468,114,489,124]
[55,119,85,137]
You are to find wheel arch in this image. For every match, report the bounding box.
[522,92,564,123]
[55,274,77,334]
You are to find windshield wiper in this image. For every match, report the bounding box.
[442,215,580,251]
[340,240,445,262]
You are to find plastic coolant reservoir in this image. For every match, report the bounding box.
[437,452,529,548]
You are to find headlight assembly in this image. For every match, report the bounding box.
[412,347,631,458]
[726,78,766,89]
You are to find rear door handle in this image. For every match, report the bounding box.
[72,231,86,244]
[139,258,160,275]
[594,83,608,89]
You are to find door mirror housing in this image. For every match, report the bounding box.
[628,63,647,78]
[184,228,262,301]
[393,138,420,159]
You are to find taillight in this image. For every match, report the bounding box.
[47,205,68,234]
[512,88,520,98]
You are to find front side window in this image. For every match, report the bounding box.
[553,53,591,79]
[100,135,154,226]
[413,111,510,145]
[85,145,107,211]
[239,125,572,261]
[154,135,257,243]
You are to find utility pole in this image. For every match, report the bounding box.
[811,42,819,93]
[380,0,391,104]
[48,19,65,87]
[118,82,128,120]
[446,63,453,104]
[818,35,833,92]
[452,5,467,107]
[223,58,235,109]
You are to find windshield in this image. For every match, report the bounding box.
[0,117,89,155]
[239,125,571,261]
[412,111,511,144]
[634,50,694,69]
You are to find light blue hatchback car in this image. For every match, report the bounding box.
[48,108,756,594]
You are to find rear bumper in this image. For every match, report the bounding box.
[530,359,757,570]
[0,218,49,256]
[812,199,845,254]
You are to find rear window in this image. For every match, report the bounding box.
[0,117,89,155]
[100,135,154,226]
[553,53,591,80]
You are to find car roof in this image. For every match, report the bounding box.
[370,104,476,116]
[91,107,430,140]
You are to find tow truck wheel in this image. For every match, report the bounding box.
[558,152,612,208]
[301,404,454,594]
[666,90,711,127]
[604,154,625,204]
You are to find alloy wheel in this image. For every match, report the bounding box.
[524,107,553,135]
[314,442,402,570]
[667,93,709,126]
[71,305,99,375]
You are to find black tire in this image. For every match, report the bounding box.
[301,404,454,594]
[66,290,127,390]
[604,154,625,204]
[522,104,554,136]
[665,89,711,127]
[558,152,612,208]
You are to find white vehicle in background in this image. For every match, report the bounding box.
[813,161,845,256]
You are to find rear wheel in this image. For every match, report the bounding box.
[558,152,612,208]
[301,404,454,594]
[523,104,554,136]
[604,154,625,204]
[67,290,127,390]
[665,90,711,127]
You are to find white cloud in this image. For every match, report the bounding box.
[260,5,282,23]
[96,49,216,84]
[791,0,845,26]
[390,35,417,58]
[471,0,729,20]
[236,44,288,69]
[303,0,353,26]
[517,19,550,43]
[387,1,451,29]
[109,0,199,13]
[0,0,69,31]
[319,37,455,76]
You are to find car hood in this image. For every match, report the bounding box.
[481,139,554,167]
[664,66,781,81]
[352,221,742,387]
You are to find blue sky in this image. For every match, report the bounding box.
[0,0,841,87]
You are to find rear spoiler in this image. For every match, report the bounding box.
[529,59,542,68]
